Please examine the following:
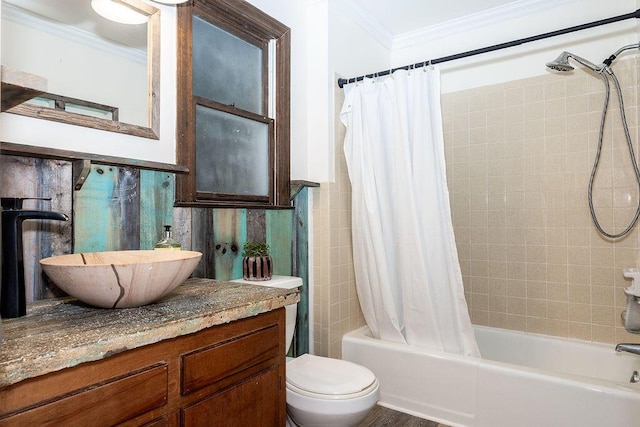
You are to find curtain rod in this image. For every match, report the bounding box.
[337,9,640,88]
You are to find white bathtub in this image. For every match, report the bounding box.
[342,325,640,427]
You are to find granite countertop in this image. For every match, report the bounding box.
[0,278,300,388]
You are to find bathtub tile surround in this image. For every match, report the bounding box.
[443,57,640,344]
[322,60,640,360]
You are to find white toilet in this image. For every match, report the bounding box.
[232,276,379,427]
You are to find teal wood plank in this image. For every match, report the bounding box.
[293,188,310,356]
[74,165,115,252]
[139,171,175,250]
[74,165,139,252]
[212,209,246,280]
[265,209,293,276]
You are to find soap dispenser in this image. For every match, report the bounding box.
[154,225,181,250]
[622,268,640,333]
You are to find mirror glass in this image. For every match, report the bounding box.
[1,0,159,138]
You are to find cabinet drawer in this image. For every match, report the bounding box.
[181,366,281,426]
[181,324,279,395]
[0,363,168,427]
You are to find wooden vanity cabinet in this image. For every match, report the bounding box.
[0,308,286,427]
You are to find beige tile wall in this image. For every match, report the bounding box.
[311,83,365,358]
[443,58,640,344]
[315,60,640,357]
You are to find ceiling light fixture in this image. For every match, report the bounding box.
[91,0,148,25]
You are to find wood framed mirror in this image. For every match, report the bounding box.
[1,0,160,139]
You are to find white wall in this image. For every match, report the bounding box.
[0,0,387,181]
[247,0,390,183]
[390,0,639,93]
[8,1,620,180]
[328,1,391,80]
[0,0,177,164]
[253,0,640,182]
[244,0,312,182]
[0,0,331,180]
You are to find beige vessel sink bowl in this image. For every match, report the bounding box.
[40,250,202,309]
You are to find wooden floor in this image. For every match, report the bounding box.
[358,405,449,427]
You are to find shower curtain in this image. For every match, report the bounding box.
[340,67,480,357]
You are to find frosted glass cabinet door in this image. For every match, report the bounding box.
[192,16,264,115]
[195,105,272,197]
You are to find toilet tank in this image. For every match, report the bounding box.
[231,275,302,353]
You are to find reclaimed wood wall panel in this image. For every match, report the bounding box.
[190,208,213,278]
[246,209,266,244]
[212,209,246,281]
[74,165,139,252]
[0,156,72,302]
[139,171,175,250]
[173,206,192,251]
[31,160,73,300]
[2,157,311,356]
[293,188,310,355]
[117,167,140,249]
[186,208,295,281]
[265,209,293,276]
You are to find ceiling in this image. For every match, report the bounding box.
[4,0,537,50]
[348,0,520,36]
[340,0,557,50]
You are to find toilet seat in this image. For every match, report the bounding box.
[286,354,378,400]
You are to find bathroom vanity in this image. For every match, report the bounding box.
[0,278,299,426]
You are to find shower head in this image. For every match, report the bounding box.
[546,52,574,72]
[546,51,601,73]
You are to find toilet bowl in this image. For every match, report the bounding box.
[232,276,379,426]
[286,353,379,427]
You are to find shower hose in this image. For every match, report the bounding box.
[588,66,640,239]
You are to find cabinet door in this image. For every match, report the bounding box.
[181,366,282,427]
[0,363,168,427]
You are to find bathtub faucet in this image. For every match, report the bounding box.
[615,343,640,356]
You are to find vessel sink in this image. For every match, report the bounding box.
[40,250,202,309]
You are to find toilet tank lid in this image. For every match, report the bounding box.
[286,354,376,395]
[231,275,302,289]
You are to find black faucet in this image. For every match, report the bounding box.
[1,197,68,318]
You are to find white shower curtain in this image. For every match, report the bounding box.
[341,67,480,357]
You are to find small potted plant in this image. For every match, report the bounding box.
[242,241,272,281]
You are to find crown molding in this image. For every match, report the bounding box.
[393,0,573,49]
[2,3,146,65]
[339,0,573,50]
[332,0,394,49]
